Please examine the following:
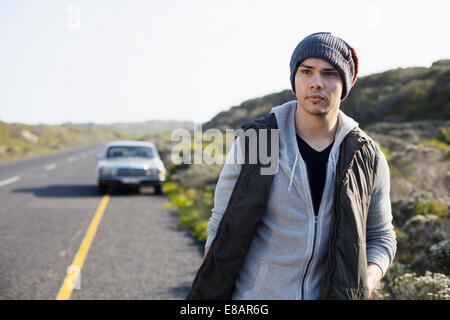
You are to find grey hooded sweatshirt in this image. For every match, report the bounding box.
[205,100,397,300]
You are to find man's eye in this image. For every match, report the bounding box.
[301,70,311,74]
[324,72,336,76]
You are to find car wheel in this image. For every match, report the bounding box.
[154,185,162,195]
[97,183,107,195]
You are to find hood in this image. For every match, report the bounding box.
[98,157,161,169]
[270,100,359,191]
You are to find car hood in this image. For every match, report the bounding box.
[98,157,162,169]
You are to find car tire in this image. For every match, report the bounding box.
[97,183,107,195]
[154,185,163,195]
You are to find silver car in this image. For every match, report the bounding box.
[96,140,166,194]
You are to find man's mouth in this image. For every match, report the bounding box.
[306,94,325,102]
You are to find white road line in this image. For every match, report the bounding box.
[0,176,20,187]
[45,163,57,171]
[67,156,75,162]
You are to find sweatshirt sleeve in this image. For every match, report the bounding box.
[205,137,243,248]
[366,144,397,276]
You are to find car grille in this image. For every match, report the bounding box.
[116,168,146,177]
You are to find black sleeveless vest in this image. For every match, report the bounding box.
[187,112,379,300]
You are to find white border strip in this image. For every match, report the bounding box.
[45,163,57,171]
[0,176,20,187]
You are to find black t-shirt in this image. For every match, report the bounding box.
[296,135,334,216]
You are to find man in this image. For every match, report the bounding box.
[187,32,396,300]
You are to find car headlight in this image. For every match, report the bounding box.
[99,167,116,175]
[145,168,158,175]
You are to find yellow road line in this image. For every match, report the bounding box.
[56,194,110,300]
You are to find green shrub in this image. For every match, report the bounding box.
[374,263,450,300]
[415,197,449,218]
[445,150,450,161]
[163,180,214,243]
[162,181,180,194]
[391,271,450,300]
[193,221,209,243]
[421,139,450,151]
[429,240,450,274]
[437,127,450,144]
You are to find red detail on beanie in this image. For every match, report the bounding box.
[350,47,359,86]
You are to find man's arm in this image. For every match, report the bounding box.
[203,247,210,260]
[366,144,397,293]
[367,262,383,298]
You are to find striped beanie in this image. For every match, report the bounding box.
[289,32,359,100]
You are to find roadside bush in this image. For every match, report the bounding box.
[436,127,450,144]
[391,271,450,300]
[374,263,450,300]
[415,197,449,218]
[163,182,214,243]
[429,240,450,275]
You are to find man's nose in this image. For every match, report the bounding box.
[310,74,324,89]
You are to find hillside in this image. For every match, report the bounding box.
[0,121,133,161]
[203,59,450,130]
[78,119,194,136]
[0,119,195,162]
[203,90,296,130]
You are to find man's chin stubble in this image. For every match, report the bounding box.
[303,102,330,116]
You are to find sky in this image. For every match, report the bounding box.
[0,0,449,125]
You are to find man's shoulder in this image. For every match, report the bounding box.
[240,112,278,131]
[348,127,378,146]
[345,126,383,159]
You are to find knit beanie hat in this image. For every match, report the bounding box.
[289,32,359,100]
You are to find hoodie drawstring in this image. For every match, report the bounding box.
[288,153,298,191]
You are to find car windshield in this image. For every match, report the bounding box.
[106,146,155,158]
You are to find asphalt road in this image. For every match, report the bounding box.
[0,144,203,299]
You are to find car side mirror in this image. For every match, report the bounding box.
[97,153,104,160]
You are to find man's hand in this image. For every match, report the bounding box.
[203,247,210,260]
[367,262,383,299]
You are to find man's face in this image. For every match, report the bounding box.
[294,57,343,117]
